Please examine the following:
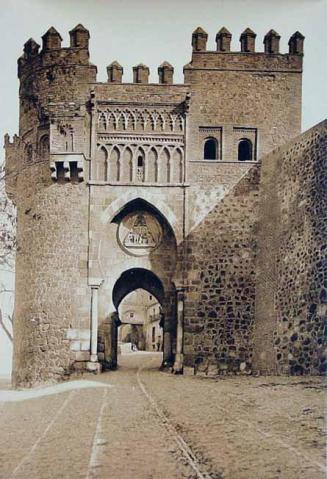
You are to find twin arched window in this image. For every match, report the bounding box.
[204,138,218,160]
[203,137,254,162]
[238,138,253,162]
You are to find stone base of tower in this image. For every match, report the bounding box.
[86,361,102,373]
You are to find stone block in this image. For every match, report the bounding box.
[70,340,81,351]
[65,329,79,340]
[75,351,90,362]
[86,361,101,373]
[80,340,90,351]
[79,329,91,340]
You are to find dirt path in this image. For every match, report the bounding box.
[0,353,325,479]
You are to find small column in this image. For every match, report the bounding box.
[160,311,173,367]
[42,27,62,51]
[69,24,90,49]
[23,38,40,58]
[90,286,99,361]
[87,279,103,372]
[173,288,184,374]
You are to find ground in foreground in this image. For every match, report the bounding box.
[0,353,325,479]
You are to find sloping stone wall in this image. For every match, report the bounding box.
[184,166,260,372]
[253,120,327,375]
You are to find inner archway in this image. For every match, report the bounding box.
[118,288,163,355]
[95,197,179,371]
[108,268,175,369]
[113,268,165,310]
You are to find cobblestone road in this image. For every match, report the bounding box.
[0,353,325,479]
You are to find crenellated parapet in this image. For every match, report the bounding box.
[14,24,98,187]
[17,24,97,144]
[191,26,304,55]
[185,26,304,77]
[6,22,313,386]
[10,24,305,189]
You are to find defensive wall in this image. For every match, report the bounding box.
[5,24,322,387]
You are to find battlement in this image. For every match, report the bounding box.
[192,26,304,55]
[17,25,304,86]
[6,21,313,388]
[18,24,94,80]
[186,27,304,76]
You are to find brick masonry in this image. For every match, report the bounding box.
[4,25,325,386]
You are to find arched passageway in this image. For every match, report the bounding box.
[114,270,165,362]
[118,288,163,354]
[102,267,176,370]
[93,196,182,372]
[113,268,165,309]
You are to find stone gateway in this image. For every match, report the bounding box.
[4,24,326,387]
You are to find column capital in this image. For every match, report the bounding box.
[89,278,104,288]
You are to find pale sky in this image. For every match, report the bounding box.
[0,0,326,150]
[0,0,326,375]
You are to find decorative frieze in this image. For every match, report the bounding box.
[97,108,185,134]
[97,133,184,146]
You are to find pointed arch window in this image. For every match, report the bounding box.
[204,138,218,160]
[96,146,108,181]
[238,138,253,162]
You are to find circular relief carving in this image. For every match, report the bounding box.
[118,211,162,257]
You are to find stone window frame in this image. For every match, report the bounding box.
[203,137,218,160]
[199,127,223,162]
[233,127,258,162]
[238,138,253,162]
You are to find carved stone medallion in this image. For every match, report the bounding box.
[118,211,162,256]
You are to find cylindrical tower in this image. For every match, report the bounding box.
[5,25,97,386]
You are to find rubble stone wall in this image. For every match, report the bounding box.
[6,25,318,385]
[253,120,327,375]
[183,166,260,372]
[12,167,90,387]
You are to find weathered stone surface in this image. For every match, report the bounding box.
[5,25,324,386]
[253,120,327,375]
